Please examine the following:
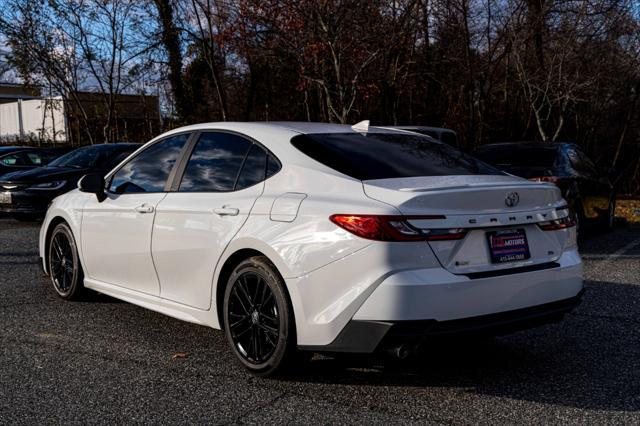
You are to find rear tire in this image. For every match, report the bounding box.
[223,256,299,376]
[47,222,85,300]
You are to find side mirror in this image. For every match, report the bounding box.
[78,173,106,202]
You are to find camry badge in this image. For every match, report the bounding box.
[505,192,520,207]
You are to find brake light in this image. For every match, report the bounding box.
[538,215,576,231]
[329,214,467,242]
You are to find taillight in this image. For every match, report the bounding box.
[329,214,467,242]
[538,215,576,231]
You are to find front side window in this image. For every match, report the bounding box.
[109,134,189,193]
[292,133,501,180]
[179,132,252,192]
[0,153,23,166]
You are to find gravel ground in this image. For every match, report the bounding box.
[0,218,638,424]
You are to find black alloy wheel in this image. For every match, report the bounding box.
[48,222,84,300]
[223,256,297,376]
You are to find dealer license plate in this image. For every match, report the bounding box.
[486,228,530,263]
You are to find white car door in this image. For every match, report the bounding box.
[81,134,191,295]
[152,132,274,309]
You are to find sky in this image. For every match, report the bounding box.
[0,39,19,83]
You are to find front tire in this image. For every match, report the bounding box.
[223,256,297,376]
[47,222,85,300]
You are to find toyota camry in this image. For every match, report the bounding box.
[38,122,583,376]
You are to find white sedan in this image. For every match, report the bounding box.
[38,122,583,375]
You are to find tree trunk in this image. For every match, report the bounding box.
[527,0,546,71]
[154,0,191,123]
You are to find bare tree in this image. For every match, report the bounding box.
[0,1,95,144]
[508,0,595,141]
[55,0,157,142]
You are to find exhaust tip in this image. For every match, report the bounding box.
[387,344,412,360]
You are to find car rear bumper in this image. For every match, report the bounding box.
[293,247,583,351]
[351,250,583,323]
[300,290,583,353]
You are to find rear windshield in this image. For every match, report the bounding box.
[291,133,501,180]
[475,145,558,169]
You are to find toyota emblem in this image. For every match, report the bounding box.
[505,192,520,207]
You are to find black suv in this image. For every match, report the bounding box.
[474,142,615,231]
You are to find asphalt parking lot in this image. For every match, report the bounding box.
[0,218,639,424]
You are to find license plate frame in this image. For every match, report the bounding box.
[0,192,11,205]
[486,228,531,264]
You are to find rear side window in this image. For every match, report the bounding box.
[236,144,268,190]
[267,155,281,178]
[179,132,252,192]
[25,152,43,165]
[291,133,500,180]
[109,134,189,193]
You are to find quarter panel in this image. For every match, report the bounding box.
[287,241,441,346]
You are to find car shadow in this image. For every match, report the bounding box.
[283,277,640,412]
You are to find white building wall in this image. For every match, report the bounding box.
[0,96,67,142]
[0,102,20,136]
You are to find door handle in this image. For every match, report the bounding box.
[135,203,154,214]
[214,206,239,216]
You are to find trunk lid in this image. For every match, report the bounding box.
[363,175,572,275]
[363,175,560,215]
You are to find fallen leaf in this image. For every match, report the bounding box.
[171,352,189,360]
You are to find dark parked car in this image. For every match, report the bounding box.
[0,143,139,220]
[0,146,72,177]
[474,142,615,231]
[390,126,459,147]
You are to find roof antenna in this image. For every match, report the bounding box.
[351,120,370,132]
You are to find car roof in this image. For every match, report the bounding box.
[116,122,432,182]
[0,146,36,152]
[157,121,415,138]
